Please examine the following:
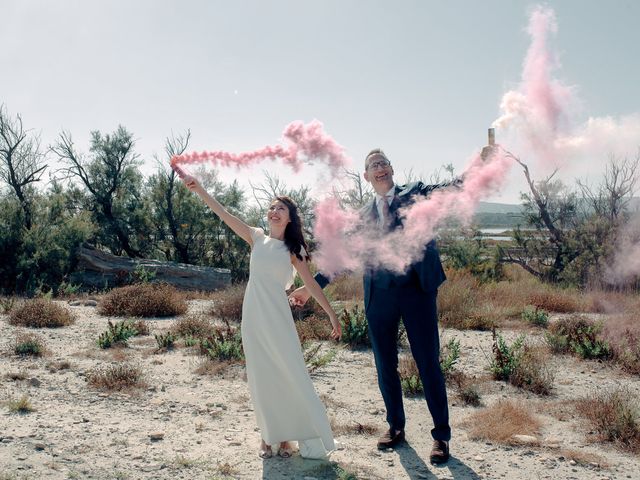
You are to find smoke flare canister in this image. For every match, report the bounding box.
[488,128,495,146]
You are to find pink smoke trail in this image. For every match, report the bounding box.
[170,120,350,178]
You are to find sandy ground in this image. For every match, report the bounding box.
[1,300,639,480]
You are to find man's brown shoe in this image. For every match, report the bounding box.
[376,429,405,450]
[430,440,450,464]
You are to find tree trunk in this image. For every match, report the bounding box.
[69,244,231,291]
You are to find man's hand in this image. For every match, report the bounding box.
[288,286,311,307]
[481,145,497,161]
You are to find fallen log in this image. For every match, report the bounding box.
[69,244,231,292]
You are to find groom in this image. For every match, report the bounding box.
[290,147,485,464]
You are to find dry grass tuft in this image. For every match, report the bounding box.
[98,283,187,318]
[295,315,333,343]
[8,298,75,328]
[575,387,640,453]
[207,284,245,323]
[464,399,541,444]
[47,360,72,372]
[557,448,608,468]
[601,312,640,375]
[330,417,380,436]
[5,371,28,381]
[13,332,47,357]
[326,272,364,302]
[448,370,482,407]
[194,358,237,377]
[509,344,555,395]
[5,395,35,414]
[527,288,582,313]
[171,314,214,339]
[87,363,146,391]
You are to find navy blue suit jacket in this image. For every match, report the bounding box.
[316,181,454,309]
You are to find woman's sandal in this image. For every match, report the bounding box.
[277,441,294,458]
[259,440,273,459]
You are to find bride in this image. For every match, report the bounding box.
[180,172,341,459]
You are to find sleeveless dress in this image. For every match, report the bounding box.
[241,227,335,459]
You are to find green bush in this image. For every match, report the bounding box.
[339,304,370,349]
[155,332,177,350]
[522,305,549,328]
[545,315,611,359]
[97,320,139,349]
[439,338,461,377]
[199,322,244,362]
[491,331,526,381]
[14,333,46,357]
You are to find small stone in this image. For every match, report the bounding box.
[569,460,577,466]
[28,378,41,387]
[369,409,379,415]
[84,300,98,307]
[229,441,242,446]
[149,432,164,441]
[34,443,46,451]
[512,434,538,444]
[474,456,484,461]
[69,300,82,306]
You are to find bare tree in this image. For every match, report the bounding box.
[0,105,46,229]
[154,130,192,262]
[577,152,640,222]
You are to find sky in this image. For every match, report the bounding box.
[2,0,640,204]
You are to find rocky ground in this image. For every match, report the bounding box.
[1,300,639,480]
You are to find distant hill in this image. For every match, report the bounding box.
[472,198,640,228]
[475,202,524,214]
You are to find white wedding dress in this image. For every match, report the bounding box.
[241,227,335,459]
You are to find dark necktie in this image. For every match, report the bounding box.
[381,195,392,230]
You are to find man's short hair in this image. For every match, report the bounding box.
[365,148,390,169]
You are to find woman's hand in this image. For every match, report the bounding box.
[329,311,342,341]
[181,174,202,193]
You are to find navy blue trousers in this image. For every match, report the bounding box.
[366,283,451,441]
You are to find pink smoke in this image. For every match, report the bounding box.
[170,120,350,178]
[493,5,573,166]
[313,149,513,277]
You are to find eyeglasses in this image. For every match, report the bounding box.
[367,159,391,171]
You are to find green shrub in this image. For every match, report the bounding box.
[491,331,526,381]
[398,356,423,396]
[522,305,549,328]
[199,321,244,362]
[155,332,177,351]
[14,333,46,357]
[439,338,461,377]
[491,330,554,395]
[545,315,611,359]
[339,304,370,349]
[97,320,138,349]
[8,298,75,328]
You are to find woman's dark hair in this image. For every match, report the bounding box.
[274,195,310,262]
